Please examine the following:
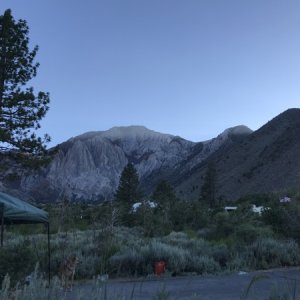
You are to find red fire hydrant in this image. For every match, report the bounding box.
[154,261,166,275]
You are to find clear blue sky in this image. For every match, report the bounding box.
[1,0,300,147]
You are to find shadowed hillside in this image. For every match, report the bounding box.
[176,108,300,200]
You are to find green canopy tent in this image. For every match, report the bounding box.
[0,192,50,282]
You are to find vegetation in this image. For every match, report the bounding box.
[0,9,50,154]
[150,180,178,234]
[200,161,217,208]
[1,190,300,286]
[114,163,140,226]
[1,166,300,295]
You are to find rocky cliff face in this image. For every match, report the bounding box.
[3,109,300,203]
[7,125,250,202]
[0,109,300,201]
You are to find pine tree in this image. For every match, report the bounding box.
[0,9,50,154]
[114,163,140,225]
[152,180,176,210]
[200,161,217,208]
[152,180,177,232]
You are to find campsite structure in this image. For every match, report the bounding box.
[0,192,50,282]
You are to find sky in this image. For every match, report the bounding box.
[1,0,300,147]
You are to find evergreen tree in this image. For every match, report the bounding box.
[114,163,140,225]
[0,9,50,154]
[152,180,177,232]
[200,161,217,208]
[152,180,176,210]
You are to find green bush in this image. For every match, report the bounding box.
[0,266,63,300]
[162,232,211,257]
[243,238,300,269]
[0,243,36,284]
[210,212,235,240]
[234,223,273,245]
[187,255,220,274]
[14,269,63,300]
[109,240,175,276]
[211,244,230,268]
[109,236,223,276]
[227,254,248,271]
[146,241,189,273]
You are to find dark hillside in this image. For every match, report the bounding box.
[176,108,300,200]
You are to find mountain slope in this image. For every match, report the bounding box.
[22,126,193,201]
[3,109,299,203]
[176,108,300,200]
[7,125,247,202]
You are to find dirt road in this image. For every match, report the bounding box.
[67,267,300,299]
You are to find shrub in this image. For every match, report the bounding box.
[211,212,235,239]
[109,240,186,276]
[243,238,300,269]
[187,255,220,274]
[227,254,248,271]
[109,247,143,276]
[162,232,212,257]
[211,244,230,268]
[0,266,63,300]
[109,236,223,276]
[0,275,10,300]
[234,223,273,245]
[0,242,36,284]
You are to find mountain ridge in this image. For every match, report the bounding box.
[2,124,250,202]
[176,108,300,200]
[1,108,299,203]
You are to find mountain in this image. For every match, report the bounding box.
[0,125,250,202]
[1,108,299,203]
[176,108,300,200]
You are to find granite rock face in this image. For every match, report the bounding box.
[4,109,300,203]
[16,125,250,202]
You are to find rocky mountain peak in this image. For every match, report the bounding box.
[102,126,171,140]
[18,126,196,201]
[68,125,176,146]
[200,125,252,153]
[222,125,253,136]
[4,109,298,203]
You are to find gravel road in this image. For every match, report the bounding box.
[66,267,300,300]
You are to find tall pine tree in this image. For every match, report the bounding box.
[114,163,140,225]
[152,180,176,211]
[0,9,50,154]
[152,180,177,232]
[200,161,217,208]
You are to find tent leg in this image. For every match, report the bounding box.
[47,223,51,284]
[1,213,4,247]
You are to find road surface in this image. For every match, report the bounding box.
[67,267,300,300]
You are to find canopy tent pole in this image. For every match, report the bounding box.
[47,222,51,284]
[1,212,4,247]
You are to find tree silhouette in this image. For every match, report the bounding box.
[152,179,177,231]
[0,9,50,154]
[114,163,140,225]
[200,161,217,208]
